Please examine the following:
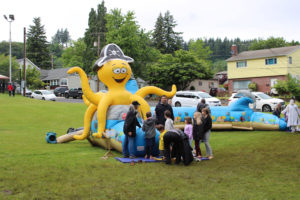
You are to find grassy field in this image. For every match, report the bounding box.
[0,94,299,200]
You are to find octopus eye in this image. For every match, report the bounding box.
[121,68,127,74]
[113,68,121,74]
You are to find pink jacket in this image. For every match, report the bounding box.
[184,124,193,140]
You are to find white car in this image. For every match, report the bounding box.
[172,91,221,107]
[228,92,285,112]
[31,90,56,101]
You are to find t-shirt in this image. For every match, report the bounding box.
[159,130,167,150]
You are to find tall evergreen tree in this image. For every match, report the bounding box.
[152,13,165,52]
[27,17,51,69]
[152,11,182,54]
[83,1,107,73]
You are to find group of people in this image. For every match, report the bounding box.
[0,82,16,96]
[273,98,300,132]
[122,95,213,165]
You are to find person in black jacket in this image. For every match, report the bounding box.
[272,104,282,118]
[196,99,210,113]
[163,129,193,165]
[155,95,174,125]
[123,101,141,158]
[200,107,213,159]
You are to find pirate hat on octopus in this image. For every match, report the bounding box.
[93,43,134,71]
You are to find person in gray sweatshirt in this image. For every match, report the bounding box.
[142,112,157,159]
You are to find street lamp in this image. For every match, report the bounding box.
[3,14,15,83]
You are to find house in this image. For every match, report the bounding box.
[186,79,219,92]
[41,67,105,92]
[226,45,300,94]
[17,58,40,71]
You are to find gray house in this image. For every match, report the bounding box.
[17,58,40,71]
[41,67,105,92]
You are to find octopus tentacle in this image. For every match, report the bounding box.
[135,84,177,99]
[73,104,97,140]
[93,98,113,138]
[67,67,100,105]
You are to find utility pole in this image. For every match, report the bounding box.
[51,54,54,69]
[23,27,26,96]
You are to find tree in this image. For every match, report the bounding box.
[0,41,24,59]
[83,1,107,73]
[0,54,19,81]
[273,80,289,96]
[145,50,212,90]
[22,67,44,89]
[106,9,159,77]
[152,11,183,54]
[287,75,300,101]
[188,39,212,60]
[249,37,287,50]
[211,60,227,73]
[62,39,86,68]
[27,17,51,69]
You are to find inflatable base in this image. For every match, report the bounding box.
[115,157,162,163]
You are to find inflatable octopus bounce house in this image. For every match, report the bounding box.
[46,43,287,157]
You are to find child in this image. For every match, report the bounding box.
[201,108,213,159]
[142,112,156,159]
[184,117,193,146]
[193,112,203,158]
[164,110,174,131]
[157,124,166,158]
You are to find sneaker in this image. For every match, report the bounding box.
[129,156,136,159]
[208,156,214,160]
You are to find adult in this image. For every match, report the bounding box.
[196,99,210,113]
[155,95,174,125]
[282,99,300,133]
[7,83,13,97]
[123,101,142,158]
[163,129,193,165]
[168,99,172,106]
[272,103,282,118]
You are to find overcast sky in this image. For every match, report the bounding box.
[1,0,300,43]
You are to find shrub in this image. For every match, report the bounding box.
[248,82,257,91]
[273,80,289,96]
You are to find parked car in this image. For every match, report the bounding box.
[65,88,83,99]
[16,86,32,97]
[54,87,68,97]
[172,91,221,107]
[228,92,285,112]
[31,90,56,101]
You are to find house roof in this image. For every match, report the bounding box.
[41,68,71,81]
[226,45,300,61]
[17,58,40,70]
[0,74,9,80]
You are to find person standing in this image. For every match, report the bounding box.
[193,112,203,158]
[201,108,213,159]
[164,110,174,131]
[282,99,300,133]
[142,112,157,159]
[155,95,174,126]
[7,83,13,97]
[272,104,282,118]
[184,117,193,146]
[196,99,210,113]
[123,101,142,158]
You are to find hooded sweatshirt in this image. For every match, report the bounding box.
[142,116,156,139]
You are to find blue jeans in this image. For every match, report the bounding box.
[122,135,135,157]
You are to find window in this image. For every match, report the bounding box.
[289,56,292,64]
[265,58,277,65]
[60,78,68,86]
[233,80,251,91]
[236,61,247,68]
[198,81,202,86]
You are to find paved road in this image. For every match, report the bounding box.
[55,97,158,107]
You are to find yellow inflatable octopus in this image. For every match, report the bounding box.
[68,43,176,140]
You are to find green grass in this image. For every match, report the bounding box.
[0,94,300,200]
